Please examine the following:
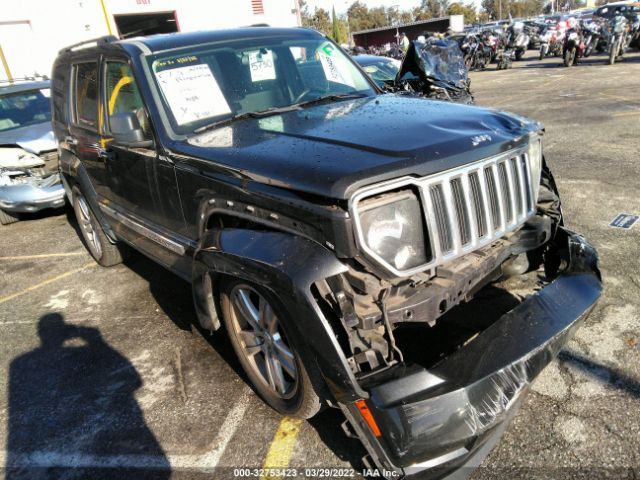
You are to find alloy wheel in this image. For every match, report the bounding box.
[228,285,298,399]
[76,195,102,258]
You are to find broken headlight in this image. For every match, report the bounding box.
[358,190,428,274]
[528,134,543,203]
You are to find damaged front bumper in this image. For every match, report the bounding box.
[341,229,602,478]
[0,173,65,213]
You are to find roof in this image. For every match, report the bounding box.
[352,17,451,36]
[120,27,323,54]
[0,80,50,95]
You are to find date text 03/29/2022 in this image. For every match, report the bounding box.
[232,468,401,478]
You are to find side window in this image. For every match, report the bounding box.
[104,61,148,135]
[73,62,99,129]
[52,64,69,125]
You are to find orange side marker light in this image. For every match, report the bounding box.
[355,399,382,437]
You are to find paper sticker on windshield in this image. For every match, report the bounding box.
[318,44,355,88]
[155,64,231,125]
[249,49,276,82]
[40,89,51,98]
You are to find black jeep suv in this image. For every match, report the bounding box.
[52,29,601,477]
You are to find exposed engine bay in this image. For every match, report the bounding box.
[313,169,563,378]
[0,146,59,186]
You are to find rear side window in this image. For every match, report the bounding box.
[73,62,99,129]
[51,64,69,125]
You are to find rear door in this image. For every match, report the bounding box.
[68,61,106,197]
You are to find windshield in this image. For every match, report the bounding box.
[0,88,51,132]
[358,59,400,87]
[148,35,376,134]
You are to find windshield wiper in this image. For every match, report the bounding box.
[290,92,369,109]
[193,93,368,135]
[193,105,302,134]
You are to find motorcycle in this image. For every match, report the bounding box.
[509,22,531,60]
[562,26,584,67]
[461,34,492,71]
[607,14,629,64]
[582,20,603,57]
[539,26,564,59]
[481,30,499,63]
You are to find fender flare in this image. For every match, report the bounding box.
[192,228,367,402]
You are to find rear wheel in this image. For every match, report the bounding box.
[539,46,545,60]
[220,279,325,419]
[72,187,127,266]
[0,209,19,225]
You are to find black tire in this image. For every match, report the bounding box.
[72,186,127,267]
[539,46,545,60]
[584,44,593,57]
[220,278,326,419]
[0,209,20,225]
[563,47,575,67]
[515,49,524,61]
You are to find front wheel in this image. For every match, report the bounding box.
[609,39,618,65]
[539,45,545,60]
[220,279,326,419]
[72,187,127,266]
[585,40,595,57]
[563,47,576,67]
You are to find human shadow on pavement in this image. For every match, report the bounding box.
[6,313,170,479]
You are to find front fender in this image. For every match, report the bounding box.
[192,228,367,402]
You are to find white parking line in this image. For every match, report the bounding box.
[0,389,252,471]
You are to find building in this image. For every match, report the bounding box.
[0,0,302,81]
[352,15,464,49]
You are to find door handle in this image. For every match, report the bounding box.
[65,136,77,146]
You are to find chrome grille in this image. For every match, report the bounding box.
[351,147,537,277]
[424,151,535,260]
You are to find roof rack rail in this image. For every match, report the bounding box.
[58,35,118,55]
[0,74,49,84]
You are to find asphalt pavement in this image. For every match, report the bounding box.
[0,49,639,480]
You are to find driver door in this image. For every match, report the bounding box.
[100,59,186,267]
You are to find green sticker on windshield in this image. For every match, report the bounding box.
[322,44,335,56]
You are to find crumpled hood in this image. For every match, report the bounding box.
[177,95,542,199]
[0,122,56,154]
[0,147,45,169]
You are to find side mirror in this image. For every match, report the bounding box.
[109,112,153,148]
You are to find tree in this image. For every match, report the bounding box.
[330,6,348,44]
[412,6,433,21]
[481,0,544,19]
[299,0,312,26]
[422,0,450,17]
[307,7,331,36]
[347,1,372,32]
[448,2,478,25]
